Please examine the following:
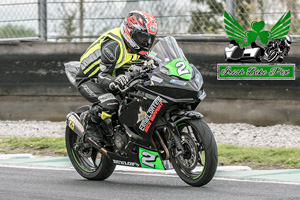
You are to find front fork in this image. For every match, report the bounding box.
[164,110,204,157]
[165,117,190,157]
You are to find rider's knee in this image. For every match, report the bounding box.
[97,93,119,114]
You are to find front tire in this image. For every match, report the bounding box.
[170,119,218,187]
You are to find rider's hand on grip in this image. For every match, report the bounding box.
[109,82,117,90]
[115,74,129,87]
[110,74,129,90]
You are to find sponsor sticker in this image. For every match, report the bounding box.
[68,121,75,130]
[139,96,163,133]
[113,159,139,167]
[150,75,163,83]
[170,79,187,86]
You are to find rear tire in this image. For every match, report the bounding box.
[170,119,218,187]
[65,107,115,180]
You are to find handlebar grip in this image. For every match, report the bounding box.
[109,82,117,90]
[116,84,128,93]
[127,70,141,78]
[110,81,128,92]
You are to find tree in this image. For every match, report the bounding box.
[58,3,77,42]
[188,0,251,34]
[235,0,251,31]
[0,24,37,38]
[189,0,224,34]
[287,0,300,34]
[79,0,84,42]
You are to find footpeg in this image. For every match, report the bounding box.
[73,143,80,151]
[73,142,92,151]
[86,137,103,149]
[85,137,109,157]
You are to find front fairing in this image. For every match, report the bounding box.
[146,36,204,100]
[145,68,198,99]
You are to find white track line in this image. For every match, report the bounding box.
[213,177,300,186]
[1,164,299,186]
[0,164,74,171]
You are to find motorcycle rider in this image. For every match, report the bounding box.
[261,35,292,62]
[75,10,157,148]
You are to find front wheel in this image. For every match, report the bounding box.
[170,119,218,187]
[65,119,115,180]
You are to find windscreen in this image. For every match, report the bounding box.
[150,36,187,65]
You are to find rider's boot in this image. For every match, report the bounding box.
[80,105,103,149]
[81,93,119,148]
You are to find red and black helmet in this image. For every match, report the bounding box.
[121,10,157,56]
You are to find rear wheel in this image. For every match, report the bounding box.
[267,51,278,62]
[65,108,115,180]
[170,119,218,187]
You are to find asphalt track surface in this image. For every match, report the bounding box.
[0,166,299,200]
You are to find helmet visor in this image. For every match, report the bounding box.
[132,31,156,50]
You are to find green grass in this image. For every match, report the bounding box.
[0,137,66,155]
[0,137,300,169]
[218,144,300,169]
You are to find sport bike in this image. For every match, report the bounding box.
[64,36,218,187]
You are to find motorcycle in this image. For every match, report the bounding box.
[225,40,264,62]
[64,36,218,187]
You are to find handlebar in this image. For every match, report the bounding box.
[109,82,128,92]
[112,62,154,93]
[115,84,129,93]
[115,78,144,93]
[112,71,147,93]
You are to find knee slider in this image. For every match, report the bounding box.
[97,93,119,114]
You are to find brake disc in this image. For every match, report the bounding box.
[177,133,198,171]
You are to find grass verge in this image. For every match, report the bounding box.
[0,137,299,169]
[218,144,300,169]
[0,137,66,156]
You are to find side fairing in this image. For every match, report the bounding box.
[119,93,169,136]
[137,95,164,134]
[139,147,165,170]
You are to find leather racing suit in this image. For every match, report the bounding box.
[75,27,140,120]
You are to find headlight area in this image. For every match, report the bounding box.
[197,87,206,101]
[194,69,204,91]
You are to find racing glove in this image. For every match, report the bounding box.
[109,74,129,90]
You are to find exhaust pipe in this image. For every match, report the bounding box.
[66,112,85,139]
[66,112,109,157]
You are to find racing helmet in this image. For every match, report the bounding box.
[285,35,292,46]
[120,11,157,56]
